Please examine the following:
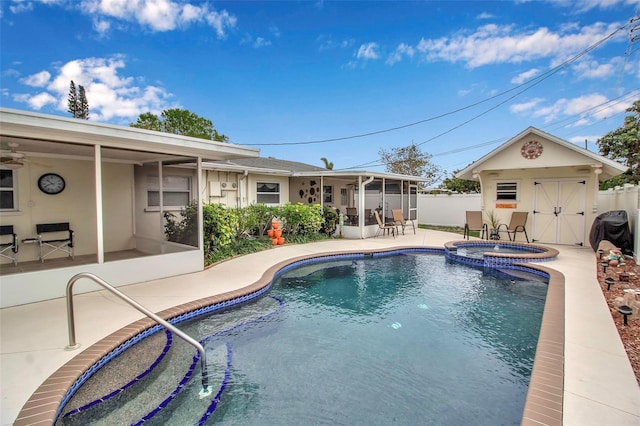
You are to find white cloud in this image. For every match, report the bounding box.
[356,42,380,60]
[11,56,173,121]
[93,18,111,35]
[572,56,621,79]
[476,12,494,20]
[79,0,236,36]
[253,37,271,48]
[527,93,610,123]
[413,22,624,68]
[386,43,415,65]
[9,1,34,14]
[511,68,540,84]
[510,97,545,114]
[20,70,51,87]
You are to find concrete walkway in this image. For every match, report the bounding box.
[1,229,639,425]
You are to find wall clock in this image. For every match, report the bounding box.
[38,173,66,195]
[520,140,543,159]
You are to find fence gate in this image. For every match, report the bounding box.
[532,179,586,245]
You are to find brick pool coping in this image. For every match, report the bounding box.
[14,246,564,425]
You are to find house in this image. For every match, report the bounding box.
[199,157,428,238]
[456,127,627,245]
[0,108,428,307]
[0,108,259,308]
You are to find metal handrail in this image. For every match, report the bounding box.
[65,272,212,397]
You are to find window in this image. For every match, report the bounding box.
[0,169,17,211]
[256,182,280,204]
[496,182,518,200]
[147,175,191,210]
[340,188,348,206]
[323,185,333,203]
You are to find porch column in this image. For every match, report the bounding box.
[94,145,104,264]
[157,161,165,254]
[197,157,204,254]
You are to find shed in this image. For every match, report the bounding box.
[456,127,627,245]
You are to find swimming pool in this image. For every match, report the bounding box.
[58,251,549,425]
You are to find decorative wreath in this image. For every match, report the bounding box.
[520,140,543,159]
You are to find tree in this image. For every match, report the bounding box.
[320,157,334,170]
[597,100,640,188]
[130,108,229,142]
[440,170,480,193]
[67,81,78,118]
[67,80,89,119]
[78,85,89,119]
[378,143,441,185]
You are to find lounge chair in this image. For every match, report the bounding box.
[391,209,416,235]
[497,212,529,243]
[464,211,487,240]
[373,210,395,238]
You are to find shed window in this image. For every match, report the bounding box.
[496,182,518,200]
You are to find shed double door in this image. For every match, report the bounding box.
[532,179,586,245]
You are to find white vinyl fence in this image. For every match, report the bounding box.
[417,185,640,255]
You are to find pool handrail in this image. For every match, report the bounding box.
[64,272,212,397]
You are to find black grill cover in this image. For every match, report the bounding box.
[589,210,633,255]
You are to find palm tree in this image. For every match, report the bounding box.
[320,157,334,170]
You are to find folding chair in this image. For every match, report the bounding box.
[373,210,395,238]
[497,212,529,243]
[0,225,19,266]
[36,222,74,262]
[464,211,487,240]
[391,209,416,235]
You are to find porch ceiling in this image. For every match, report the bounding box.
[0,108,259,164]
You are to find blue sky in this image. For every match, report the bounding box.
[1,0,639,182]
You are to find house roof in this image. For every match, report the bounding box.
[455,126,627,181]
[0,108,259,164]
[203,157,431,182]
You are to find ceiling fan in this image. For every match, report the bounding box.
[0,142,27,169]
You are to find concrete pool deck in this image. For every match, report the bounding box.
[1,228,640,425]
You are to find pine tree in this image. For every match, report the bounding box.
[78,85,89,120]
[67,81,78,118]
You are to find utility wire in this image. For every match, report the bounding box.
[242,19,632,148]
[339,23,634,171]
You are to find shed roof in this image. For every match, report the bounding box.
[455,126,627,181]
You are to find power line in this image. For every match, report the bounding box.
[241,19,632,148]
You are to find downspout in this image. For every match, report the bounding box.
[473,170,484,212]
[360,175,375,239]
[238,170,249,208]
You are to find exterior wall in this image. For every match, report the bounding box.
[202,169,244,207]
[246,174,290,206]
[481,134,594,171]
[134,164,198,243]
[0,249,202,308]
[289,177,354,213]
[1,158,135,263]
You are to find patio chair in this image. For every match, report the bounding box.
[346,207,358,225]
[464,211,487,240]
[373,210,395,238]
[0,225,18,266]
[36,222,74,262]
[497,211,529,243]
[391,209,416,235]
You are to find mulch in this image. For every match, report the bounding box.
[595,253,640,385]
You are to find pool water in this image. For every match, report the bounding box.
[59,253,547,425]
